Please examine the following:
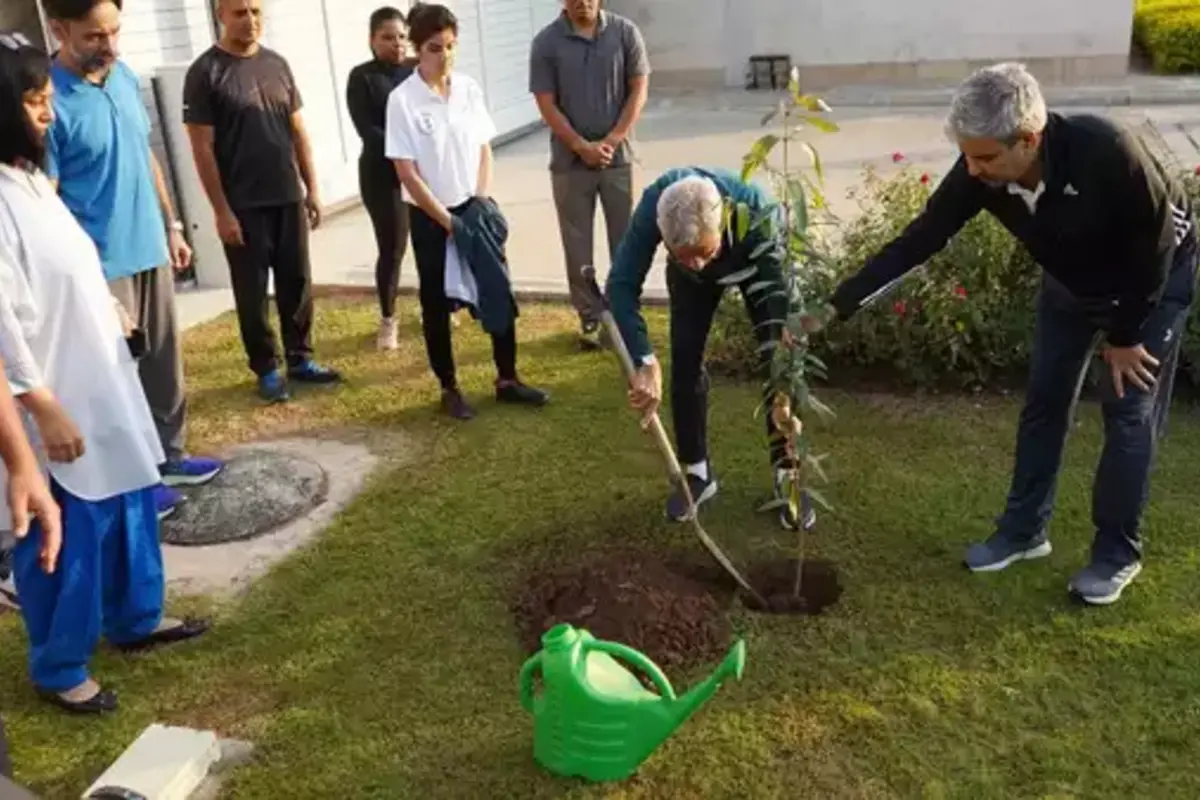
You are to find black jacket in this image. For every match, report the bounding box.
[830,112,1195,347]
[345,58,414,178]
[450,197,519,335]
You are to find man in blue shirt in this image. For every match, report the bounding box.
[606,166,813,530]
[43,0,224,519]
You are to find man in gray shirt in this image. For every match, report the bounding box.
[529,0,650,349]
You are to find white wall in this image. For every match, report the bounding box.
[608,0,1135,87]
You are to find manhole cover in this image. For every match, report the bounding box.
[161,450,329,546]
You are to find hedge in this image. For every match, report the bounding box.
[1134,0,1200,73]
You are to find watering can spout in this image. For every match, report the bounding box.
[667,639,746,729]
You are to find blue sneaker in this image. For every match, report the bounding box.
[258,370,290,403]
[160,456,224,487]
[1069,561,1142,605]
[155,484,183,521]
[287,360,341,385]
[964,532,1052,572]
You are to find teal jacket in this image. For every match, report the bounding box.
[604,166,788,361]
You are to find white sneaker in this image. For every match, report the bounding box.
[377,316,399,351]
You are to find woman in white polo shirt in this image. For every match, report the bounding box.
[384,3,548,420]
[0,32,208,716]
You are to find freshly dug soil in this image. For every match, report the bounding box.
[513,551,732,671]
[743,559,843,615]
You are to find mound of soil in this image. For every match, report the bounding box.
[744,559,843,615]
[513,551,732,670]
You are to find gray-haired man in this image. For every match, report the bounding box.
[808,63,1198,605]
[530,0,650,350]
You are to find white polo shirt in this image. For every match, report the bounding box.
[384,70,497,209]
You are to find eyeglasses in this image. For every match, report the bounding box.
[0,31,32,52]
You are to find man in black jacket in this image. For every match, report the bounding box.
[807,62,1197,606]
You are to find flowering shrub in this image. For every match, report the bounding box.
[710,153,1200,392]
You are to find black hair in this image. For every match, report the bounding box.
[42,0,122,22]
[406,3,457,48]
[369,6,406,36]
[0,33,52,169]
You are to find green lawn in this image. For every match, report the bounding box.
[4,294,1200,799]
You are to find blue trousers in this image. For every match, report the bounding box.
[11,480,164,692]
[995,241,1198,568]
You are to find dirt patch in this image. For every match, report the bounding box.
[743,559,844,615]
[513,550,733,671]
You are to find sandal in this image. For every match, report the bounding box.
[115,617,210,654]
[39,684,118,715]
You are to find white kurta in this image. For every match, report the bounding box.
[0,163,163,530]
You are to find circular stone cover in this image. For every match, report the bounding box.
[160,450,329,546]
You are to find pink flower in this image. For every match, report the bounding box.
[920,173,930,184]
[954,285,968,299]
[893,300,907,316]
[892,152,905,163]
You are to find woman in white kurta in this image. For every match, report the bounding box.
[385,3,548,420]
[0,32,208,715]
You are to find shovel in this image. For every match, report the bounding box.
[581,267,767,608]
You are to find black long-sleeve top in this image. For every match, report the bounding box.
[345,57,415,177]
[829,112,1194,347]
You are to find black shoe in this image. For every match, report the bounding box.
[496,381,549,407]
[666,469,718,522]
[39,685,119,715]
[114,617,210,654]
[772,470,817,532]
[578,321,603,351]
[441,389,477,420]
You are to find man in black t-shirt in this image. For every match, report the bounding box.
[183,0,341,403]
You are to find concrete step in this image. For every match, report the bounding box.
[82,725,221,800]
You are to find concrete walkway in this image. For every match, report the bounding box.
[175,92,1200,331]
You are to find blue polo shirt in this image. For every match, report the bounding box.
[46,60,169,281]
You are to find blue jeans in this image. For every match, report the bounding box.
[12,480,164,692]
[995,243,1198,568]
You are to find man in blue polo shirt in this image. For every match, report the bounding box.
[42,0,224,519]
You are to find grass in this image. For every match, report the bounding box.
[4,294,1200,798]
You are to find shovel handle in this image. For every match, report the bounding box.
[580,267,686,483]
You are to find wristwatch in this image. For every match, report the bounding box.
[168,220,184,233]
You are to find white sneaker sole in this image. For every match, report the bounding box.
[968,540,1053,573]
[1071,562,1143,605]
[667,480,718,522]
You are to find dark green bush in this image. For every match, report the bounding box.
[1134,0,1200,73]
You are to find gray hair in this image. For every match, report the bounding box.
[945,62,1047,143]
[656,175,723,250]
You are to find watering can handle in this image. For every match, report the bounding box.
[518,653,542,713]
[586,640,678,701]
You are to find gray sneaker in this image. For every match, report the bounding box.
[1069,561,1142,605]
[963,533,1052,572]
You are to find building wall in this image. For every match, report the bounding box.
[0,0,47,47]
[606,0,1136,89]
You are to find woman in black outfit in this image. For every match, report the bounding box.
[346,7,415,350]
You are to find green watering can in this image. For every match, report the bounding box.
[518,623,747,782]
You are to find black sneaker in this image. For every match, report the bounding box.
[579,321,603,351]
[666,470,718,522]
[441,389,476,420]
[496,381,550,407]
[772,471,817,531]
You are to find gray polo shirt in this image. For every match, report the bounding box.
[529,10,650,172]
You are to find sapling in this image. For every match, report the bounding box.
[722,67,839,603]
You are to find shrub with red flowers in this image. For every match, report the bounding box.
[711,147,1200,392]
